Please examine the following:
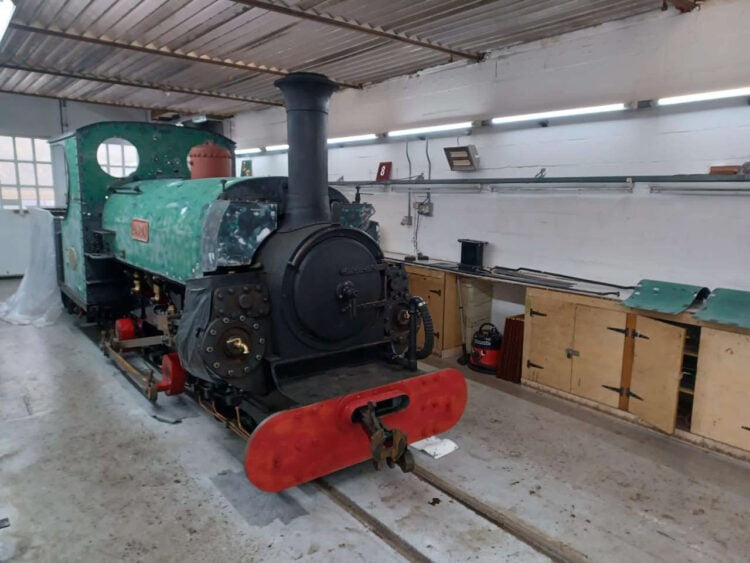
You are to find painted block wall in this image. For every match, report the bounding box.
[0,93,147,276]
[231,0,750,325]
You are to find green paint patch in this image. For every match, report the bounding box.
[694,288,750,330]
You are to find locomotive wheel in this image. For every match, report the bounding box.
[159,353,187,396]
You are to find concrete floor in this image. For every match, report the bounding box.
[1,277,749,562]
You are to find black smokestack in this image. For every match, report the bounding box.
[274,72,339,230]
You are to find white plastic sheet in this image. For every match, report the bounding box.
[0,208,63,326]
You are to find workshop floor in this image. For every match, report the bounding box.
[1,278,749,562]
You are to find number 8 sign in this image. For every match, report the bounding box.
[376,161,392,181]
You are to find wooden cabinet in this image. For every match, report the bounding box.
[405,265,463,356]
[523,289,688,434]
[692,329,750,451]
[524,295,627,406]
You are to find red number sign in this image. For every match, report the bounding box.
[376,161,392,181]
[131,219,150,242]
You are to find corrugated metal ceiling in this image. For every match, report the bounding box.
[0,0,661,117]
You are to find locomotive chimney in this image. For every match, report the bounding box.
[274,72,339,230]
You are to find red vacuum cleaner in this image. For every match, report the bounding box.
[469,323,502,374]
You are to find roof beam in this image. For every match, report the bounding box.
[0,88,232,118]
[0,62,283,107]
[8,22,360,89]
[231,0,484,62]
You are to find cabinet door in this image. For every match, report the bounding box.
[407,272,445,352]
[441,274,464,351]
[524,295,575,391]
[570,306,626,407]
[692,328,750,450]
[628,316,685,433]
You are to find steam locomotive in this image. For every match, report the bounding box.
[55,72,466,492]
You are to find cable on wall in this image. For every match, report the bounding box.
[425,138,432,180]
[405,140,412,179]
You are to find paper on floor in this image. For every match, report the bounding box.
[411,436,458,459]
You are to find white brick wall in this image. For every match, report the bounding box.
[231,0,750,313]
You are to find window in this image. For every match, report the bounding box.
[96,138,139,178]
[0,136,55,209]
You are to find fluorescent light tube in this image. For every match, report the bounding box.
[0,0,15,43]
[327,133,377,144]
[657,87,750,106]
[265,144,289,152]
[236,147,262,154]
[387,121,472,138]
[492,104,626,125]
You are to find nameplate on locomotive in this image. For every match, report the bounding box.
[131,219,150,242]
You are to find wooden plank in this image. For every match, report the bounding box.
[570,305,626,407]
[441,273,463,351]
[692,328,750,450]
[523,293,575,392]
[527,287,624,313]
[628,316,686,434]
[618,314,637,411]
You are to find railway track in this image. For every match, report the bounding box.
[88,322,585,561]
[316,462,588,563]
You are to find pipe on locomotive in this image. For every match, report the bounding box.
[274,72,339,231]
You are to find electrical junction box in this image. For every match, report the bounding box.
[413,200,434,216]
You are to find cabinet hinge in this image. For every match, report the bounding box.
[526,360,544,369]
[627,388,644,401]
[602,385,644,400]
[607,327,650,340]
[529,309,547,317]
[565,348,580,358]
[433,331,440,339]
